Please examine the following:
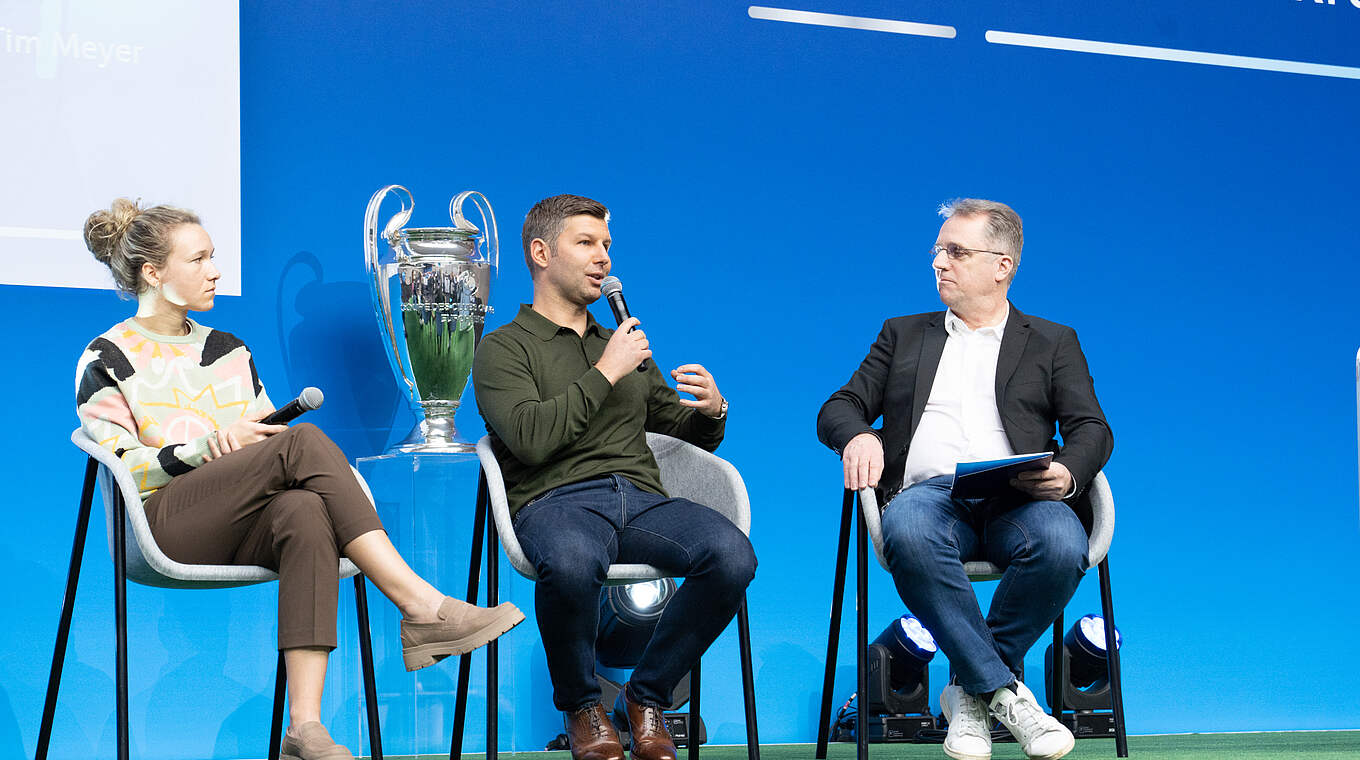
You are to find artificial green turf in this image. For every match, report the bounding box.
[371,730,1360,760]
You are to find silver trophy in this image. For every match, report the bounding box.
[365,185,497,453]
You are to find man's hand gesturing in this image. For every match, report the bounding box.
[672,364,725,418]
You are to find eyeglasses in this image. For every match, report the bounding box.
[930,243,1008,261]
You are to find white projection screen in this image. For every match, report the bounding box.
[0,0,240,295]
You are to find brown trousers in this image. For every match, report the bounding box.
[142,423,384,650]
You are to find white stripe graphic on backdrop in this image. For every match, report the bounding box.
[0,227,83,241]
[985,30,1360,81]
[747,6,956,38]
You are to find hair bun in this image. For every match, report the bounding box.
[84,198,141,265]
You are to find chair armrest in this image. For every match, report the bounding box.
[1086,471,1115,568]
[71,427,143,509]
[856,486,891,572]
[476,436,538,580]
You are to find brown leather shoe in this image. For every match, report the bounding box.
[614,684,677,760]
[564,703,625,760]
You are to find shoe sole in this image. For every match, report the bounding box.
[403,606,526,671]
[943,742,991,760]
[1025,734,1075,760]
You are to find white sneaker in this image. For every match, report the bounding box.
[987,681,1075,760]
[941,684,992,760]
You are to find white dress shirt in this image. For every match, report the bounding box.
[900,309,1014,492]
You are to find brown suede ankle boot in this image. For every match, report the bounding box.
[400,596,524,671]
[280,721,354,760]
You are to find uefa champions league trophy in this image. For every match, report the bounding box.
[364,185,497,453]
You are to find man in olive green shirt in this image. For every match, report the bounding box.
[471,194,756,760]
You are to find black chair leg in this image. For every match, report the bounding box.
[36,458,98,760]
[113,488,130,760]
[355,575,384,760]
[450,474,488,760]
[1098,558,1128,758]
[485,493,500,760]
[688,659,701,760]
[736,596,760,760]
[1050,610,1064,720]
[269,652,286,760]
[814,489,854,759]
[854,494,868,760]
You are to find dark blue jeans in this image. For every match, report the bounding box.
[880,475,1089,695]
[513,475,757,711]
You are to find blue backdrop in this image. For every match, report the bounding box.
[4,1,1360,758]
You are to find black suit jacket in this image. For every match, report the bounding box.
[816,304,1113,526]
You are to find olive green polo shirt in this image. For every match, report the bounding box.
[472,304,725,516]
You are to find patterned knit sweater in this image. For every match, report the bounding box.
[75,319,273,500]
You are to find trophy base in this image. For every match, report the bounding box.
[386,417,475,454]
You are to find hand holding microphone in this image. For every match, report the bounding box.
[596,317,653,384]
[600,276,651,374]
[206,387,323,461]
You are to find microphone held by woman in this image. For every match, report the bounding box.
[261,386,325,425]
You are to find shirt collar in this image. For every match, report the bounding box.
[512,304,605,341]
[944,308,1008,340]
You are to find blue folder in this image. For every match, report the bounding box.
[950,452,1053,499]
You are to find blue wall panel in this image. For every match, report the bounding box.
[3,1,1359,757]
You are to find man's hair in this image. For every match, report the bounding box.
[938,198,1024,273]
[521,194,610,270]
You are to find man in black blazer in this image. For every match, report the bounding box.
[817,199,1111,760]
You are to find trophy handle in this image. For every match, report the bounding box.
[450,190,499,272]
[365,185,417,397]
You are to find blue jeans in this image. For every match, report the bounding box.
[880,475,1089,695]
[513,475,757,711]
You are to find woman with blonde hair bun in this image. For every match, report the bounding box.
[76,198,522,760]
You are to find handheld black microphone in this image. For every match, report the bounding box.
[600,276,650,373]
[261,387,324,425]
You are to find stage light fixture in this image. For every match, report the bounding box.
[864,614,938,741]
[591,579,704,747]
[595,578,677,669]
[1045,613,1123,738]
[873,615,937,692]
[1064,613,1123,688]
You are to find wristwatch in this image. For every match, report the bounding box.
[710,397,728,420]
